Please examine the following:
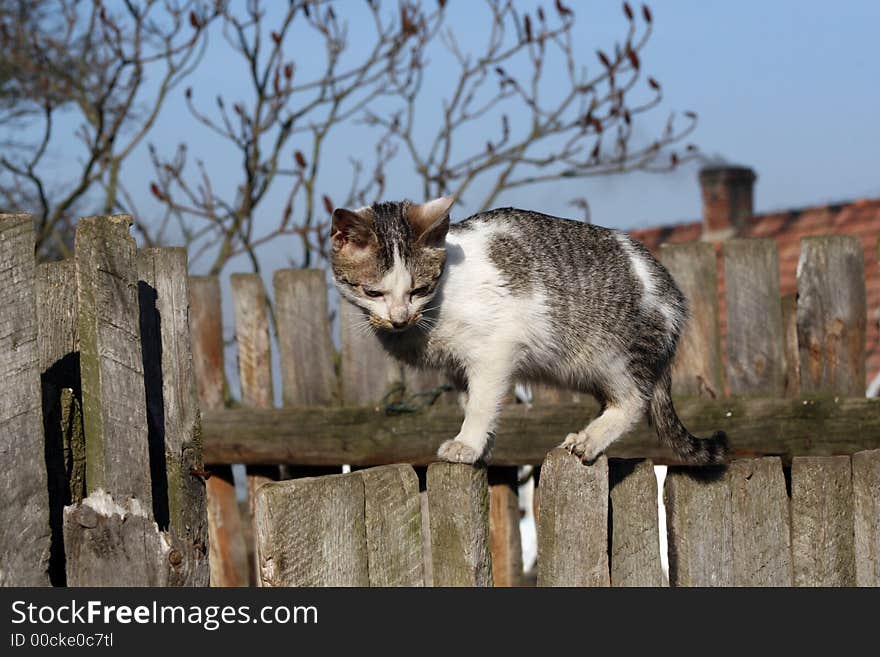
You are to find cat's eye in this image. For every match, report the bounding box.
[411,286,430,297]
[363,288,384,298]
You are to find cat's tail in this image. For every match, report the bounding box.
[649,368,728,465]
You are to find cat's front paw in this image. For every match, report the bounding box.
[561,431,602,465]
[437,439,481,464]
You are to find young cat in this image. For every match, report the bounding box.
[330,196,727,466]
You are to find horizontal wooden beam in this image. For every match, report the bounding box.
[201,396,880,467]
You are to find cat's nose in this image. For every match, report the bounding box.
[391,319,408,330]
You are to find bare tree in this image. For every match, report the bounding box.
[0,0,216,259]
[150,0,697,275]
[376,1,698,210]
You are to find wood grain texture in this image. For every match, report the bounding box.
[357,464,424,586]
[664,467,732,587]
[791,456,854,586]
[188,275,248,587]
[254,474,369,586]
[36,261,84,586]
[187,276,226,410]
[137,248,209,586]
[536,449,609,587]
[797,235,866,396]
[339,297,402,405]
[230,273,274,409]
[660,243,723,398]
[488,467,523,587]
[0,213,51,586]
[63,492,170,586]
[781,294,800,397]
[201,396,880,466]
[205,471,248,587]
[729,457,792,586]
[420,490,433,586]
[75,215,151,504]
[723,239,786,395]
[852,449,880,586]
[273,269,337,406]
[427,462,493,586]
[231,272,279,582]
[609,459,664,587]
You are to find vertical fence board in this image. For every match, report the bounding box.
[488,467,523,587]
[797,235,866,396]
[660,243,723,398]
[0,214,51,586]
[231,273,278,583]
[273,269,336,406]
[254,474,369,586]
[274,269,339,477]
[339,298,401,405]
[189,276,248,587]
[723,239,786,395]
[427,463,493,586]
[730,457,792,586]
[37,260,83,585]
[66,216,171,585]
[853,449,880,586]
[137,248,209,586]
[781,294,800,397]
[664,468,732,587]
[791,456,854,586]
[74,215,151,504]
[610,459,665,587]
[536,449,609,587]
[357,465,424,587]
[230,274,275,409]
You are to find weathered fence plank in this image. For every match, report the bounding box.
[781,294,800,397]
[189,276,248,587]
[0,213,51,586]
[230,273,275,409]
[536,449,609,587]
[610,459,665,587]
[723,239,786,395]
[339,297,401,405]
[201,396,880,466]
[138,248,209,586]
[797,235,866,396]
[664,467,732,587]
[66,216,172,585]
[36,259,83,586]
[274,269,339,477]
[357,465,424,587]
[427,463,493,586]
[75,215,151,503]
[660,243,723,398]
[729,457,792,586]
[488,467,523,587]
[852,449,880,586]
[64,492,170,587]
[254,473,369,586]
[791,456,854,586]
[273,269,337,406]
[231,272,279,582]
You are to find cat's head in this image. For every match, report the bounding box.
[330,196,453,332]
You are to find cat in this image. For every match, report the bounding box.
[330,196,727,466]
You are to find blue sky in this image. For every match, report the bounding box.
[18,1,880,271]
[116,0,880,272]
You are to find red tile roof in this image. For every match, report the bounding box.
[629,199,880,394]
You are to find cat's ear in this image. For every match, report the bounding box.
[408,196,454,247]
[331,207,375,252]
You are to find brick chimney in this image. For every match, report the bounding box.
[699,165,756,240]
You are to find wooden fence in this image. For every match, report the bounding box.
[1,213,878,587]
